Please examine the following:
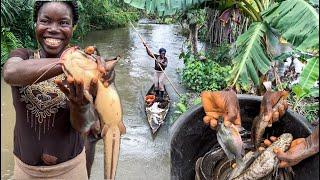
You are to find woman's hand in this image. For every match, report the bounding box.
[55,75,99,133]
[201,89,241,129]
[260,91,288,125]
[55,75,98,106]
[261,126,319,168]
[261,136,309,168]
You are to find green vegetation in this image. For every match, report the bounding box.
[179,47,231,93]
[1,0,36,66]
[1,0,141,67]
[170,93,201,124]
[127,0,318,123]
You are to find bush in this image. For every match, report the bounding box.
[179,51,231,93]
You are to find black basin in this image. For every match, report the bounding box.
[170,95,319,180]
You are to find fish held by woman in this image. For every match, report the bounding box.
[251,92,289,149]
[232,133,293,180]
[216,116,245,166]
[60,46,126,180]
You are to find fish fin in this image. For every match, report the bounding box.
[118,121,126,135]
[104,59,119,72]
[103,126,121,180]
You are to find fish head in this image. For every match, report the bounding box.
[217,117,244,161]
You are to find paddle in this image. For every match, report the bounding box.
[129,21,181,97]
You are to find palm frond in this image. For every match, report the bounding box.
[1,0,20,26]
[262,0,319,53]
[229,22,271,86]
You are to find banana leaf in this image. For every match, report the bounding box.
[262,0,319,53]
[299,56,319,90]
[229,22,271,86]
[124,0,207,15]
[124,0,146,9]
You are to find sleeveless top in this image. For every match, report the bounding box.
[10,48,84,166]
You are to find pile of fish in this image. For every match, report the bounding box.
[195,99,294,180]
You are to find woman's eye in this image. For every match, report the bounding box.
[60,21,71,26]
[40,19,48,23]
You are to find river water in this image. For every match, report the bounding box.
[1,22,187,180]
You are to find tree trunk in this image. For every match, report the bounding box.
[189,23,198,54]
[206,8,250,47]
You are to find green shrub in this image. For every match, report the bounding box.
[1,28,23,66]
[180,52,231,93]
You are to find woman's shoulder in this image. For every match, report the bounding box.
[9,48,35,60]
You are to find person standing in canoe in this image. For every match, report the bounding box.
[143,42,168,102]
[3,0,115,179]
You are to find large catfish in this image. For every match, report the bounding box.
[60,46,126,180]
[251,92,289,149]
[233,133,293,180]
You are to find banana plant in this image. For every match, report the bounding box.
[229,0,319,87]
[125,0,318,89]
[124,0,207,16]
[292,56,319,110]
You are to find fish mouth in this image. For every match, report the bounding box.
[44,38,63,48]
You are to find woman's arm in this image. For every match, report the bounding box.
[3,57,62,86]
[161,58,168,68]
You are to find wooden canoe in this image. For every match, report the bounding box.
[144,84,171,134]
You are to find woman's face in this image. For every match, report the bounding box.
[36,2,73,58]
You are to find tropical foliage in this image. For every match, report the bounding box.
[1,0,141,67]
[229,0,318,88]
[124,0,207,16]
[125,0,319,89]
[179,47,231,93]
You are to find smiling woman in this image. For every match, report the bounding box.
[35,2,75,57]
[2,1,115,179]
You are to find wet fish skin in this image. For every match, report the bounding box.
[251,114,269,149]
[217,117,245,165]
[233,133,293,180]
[61,47,125,180]
[251,98,287,149]
[228,150,260,180]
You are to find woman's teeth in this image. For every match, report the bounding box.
[45,38,62,47]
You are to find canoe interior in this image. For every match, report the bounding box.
[144,84,171,134]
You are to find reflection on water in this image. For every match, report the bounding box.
[1,22,187,180]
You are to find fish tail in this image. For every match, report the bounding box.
[102,125,121,180]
